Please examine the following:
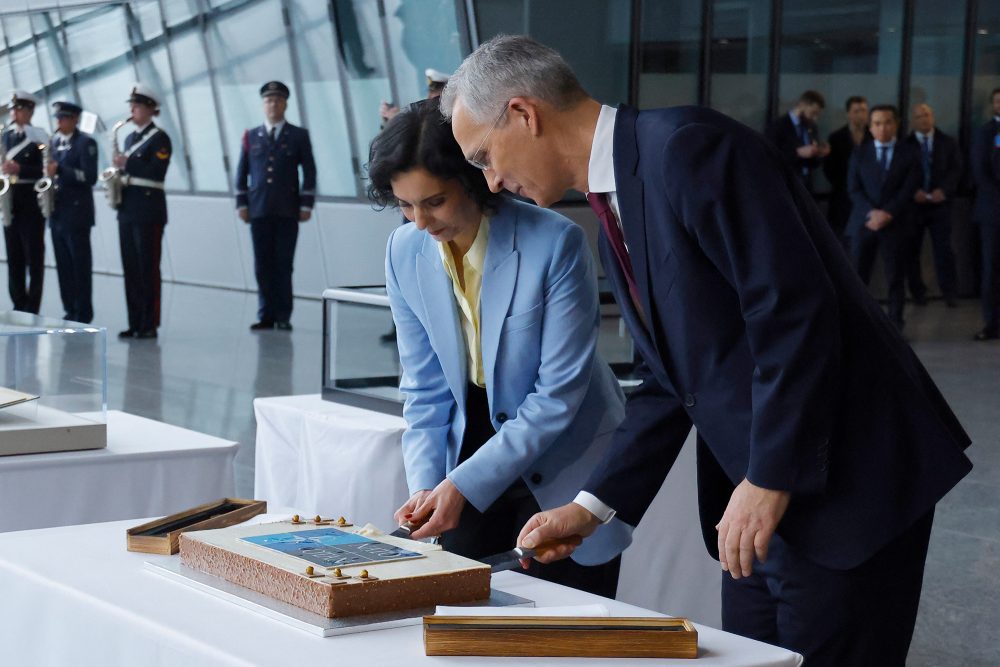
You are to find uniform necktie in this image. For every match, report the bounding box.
[269,126,277,143]
[878,145,889,171]
[586,192,645,322]
[920,136,931,191]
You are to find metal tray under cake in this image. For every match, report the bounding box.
[145,560,534,637]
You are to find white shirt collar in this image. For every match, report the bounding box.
[587,105,617,195]
[57,131,73,141]
[915,129,934,141]
[874,138,896,149]
[265,119,285,135]
[133,121,152,134]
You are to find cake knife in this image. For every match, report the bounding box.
[480,536,584,573]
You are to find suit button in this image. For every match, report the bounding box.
[496,412,507,424]
[530,473,543,485]
[267,166,273,172]
[266,178,273,184]
[684,393,696,407]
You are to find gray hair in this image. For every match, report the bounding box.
[440,34,588,123]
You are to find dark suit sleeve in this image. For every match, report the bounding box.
[971,126,1000,197]
[235,129,250,209]
[664,123,840,494]
[125,131,171,181]
[848,147,871,212]
[56,137,98,186]
[940,136,962,197]
[584,362,693,527]
[883,148,921,219]
[299,129,316,209]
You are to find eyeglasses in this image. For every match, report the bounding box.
[467,101,510,171]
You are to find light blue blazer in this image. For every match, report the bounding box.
[385,197,632,565]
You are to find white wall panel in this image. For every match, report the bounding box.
[292,211,329,299]
[314,201,401,288]
[163,195,245,290]
[93,198,122,276]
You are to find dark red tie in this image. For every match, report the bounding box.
[587,192,645,320]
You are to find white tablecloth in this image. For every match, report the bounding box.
[0,410,237,532]
[255,395,723,626]
[0,517,802,666]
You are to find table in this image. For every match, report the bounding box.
[0,410,237,532]
[254,394,722,626]
[0,517,802,666]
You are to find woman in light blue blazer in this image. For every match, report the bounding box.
[367,99,630,597]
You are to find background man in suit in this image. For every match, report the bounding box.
[847,104,921,330]
[824,96,870,242]
[970,88,1000,340]
[765,90,830,195]
[904,103,961,307]
[443,35,971,665]
[114,84,171,340]
[1,91,49,314]
[235,81,316,331]
[45,101,97,323]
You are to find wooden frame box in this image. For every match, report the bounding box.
[423,615,698,659]
[127,498,267,555]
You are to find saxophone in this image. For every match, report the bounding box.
[34,137,55,219]
[99,116,130,209]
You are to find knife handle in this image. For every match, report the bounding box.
[528,535,584,559]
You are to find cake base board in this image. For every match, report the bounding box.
[145,560,534,637]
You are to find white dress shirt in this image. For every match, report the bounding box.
[914,129,934,153]
[873,138,896,168]
[573,104,623,525]
[264,119,285,139]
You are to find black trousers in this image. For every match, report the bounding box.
[851,224,907,325]
[119,218,164,333]
[980,219,1000,332]
[250,216,299,323]
[439,384,621,599]
[4,198,45,314]
[722,509,935,666]
[51,225,93,323]
[905,205,957,300]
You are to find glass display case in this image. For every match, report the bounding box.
[0,312,108,456]
[322,282,640,416]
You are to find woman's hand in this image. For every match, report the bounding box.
[408,478,466,540]
[393,490,431,526]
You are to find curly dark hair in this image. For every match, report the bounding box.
[366,97,501,212]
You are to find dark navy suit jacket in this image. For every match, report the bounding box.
[235,122,316,220]
[49,130,97,229]
[764,113,821,189]
[584,105,971,570]
[119,122,171,226]
[971,119,1000,224]
[846,139,921,237]
[904,130,962,200]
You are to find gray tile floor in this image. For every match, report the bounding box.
[3,266,998,665]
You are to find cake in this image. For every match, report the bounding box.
[179,517,491,618]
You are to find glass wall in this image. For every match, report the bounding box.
[972,0,1000,128]
[910,0,968,136]
[708,0,771,130]
[639,0,702,108]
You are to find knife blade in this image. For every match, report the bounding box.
[480,536,584,573]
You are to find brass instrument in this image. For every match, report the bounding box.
[99,115,130,209]
[34,137,55,219]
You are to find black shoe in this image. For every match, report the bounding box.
[974,328,999,341]
[912,294,928,306]
[380,330,397,342]
[118,329,136,339]
[945,296,958,308]
[135,329,158,339]
[250,320,275,331]
[276,321,293,331]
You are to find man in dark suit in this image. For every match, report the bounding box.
[903,103,961,307]
[970,88,1000,340]
[114,84,172,340]
[765,90,830,194]
[824,96,871,241]
[45,101,98,323]
[235,81,317,331]
[1,91,48,314]
[846,105,922,330]
[444,36,972,665]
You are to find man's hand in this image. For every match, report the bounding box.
[516,502,600,568]
[796,144,820,159]
[299,209,312,222]
[408,478,466,539]
[237,208,249,222]
[865,209,892,231]
[716,478,790,579]
[112,154,126,169]
[816,142,831,158]
[45,160,58,178]
[930,188,946,204]
[915,189,929,204]
[2,160,20,175]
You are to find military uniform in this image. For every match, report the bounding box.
[47,102,98,323]
[2,92,48,314]
[235,81,316,329]
[117,85,171,338]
